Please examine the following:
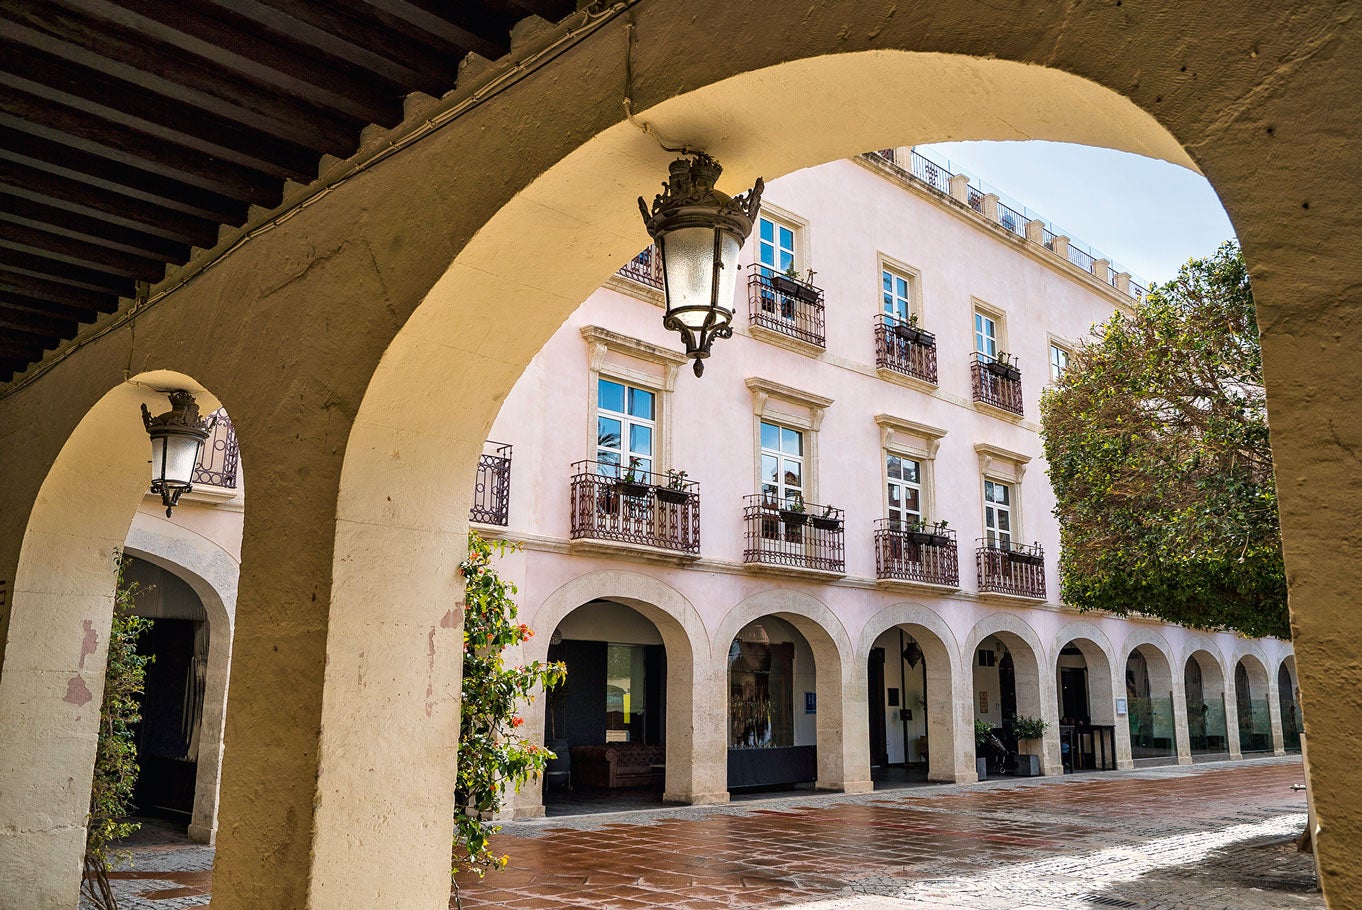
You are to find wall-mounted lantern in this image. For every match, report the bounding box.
[141,391,214,517]
[638,153,763,376]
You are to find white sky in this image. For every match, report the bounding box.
[917,140,1236,287]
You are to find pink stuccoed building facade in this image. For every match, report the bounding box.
[119,150,1297,838]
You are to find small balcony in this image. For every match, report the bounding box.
[193,408,240,490]
[874,314,938,385]
[615,245,663,290]
[976,539,1046,600]
[747,272,826,349]
[874,520,959,588]
[970,351,1024,416]
[742,495,845,575]
[569,461,700,555]
[469,441,512,526]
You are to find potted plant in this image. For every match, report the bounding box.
[974,719,994,780]
[811,503,842,531]
[926,519,950,548]
[615,457,650,499]
[771,263,804,297]
[1007,543,1044,567]
[904,517,932,545]
[779,493,808,526]
[793,268,820,304]
[892,312,934,346]
[654,468,690,504]
[1011,715,1048,776]
[985,352,1021,381]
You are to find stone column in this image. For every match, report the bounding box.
[672,663,731,804]
[1267,674,1286,756]
[1171,677,1194,765]
[981,192,1000,222]
[1224,689,1244,760]
[1025,218,1046,244]
[948,172,972,204]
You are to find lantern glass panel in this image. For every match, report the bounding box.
[159,434,204,487]
[663,227,731,328]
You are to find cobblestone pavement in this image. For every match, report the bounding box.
[93,757,1318,909]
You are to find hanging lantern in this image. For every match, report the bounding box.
[141,390,214,517]
[638,153,763,377]
[902,640,923,669]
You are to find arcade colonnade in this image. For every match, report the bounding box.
[0,2,1356,908]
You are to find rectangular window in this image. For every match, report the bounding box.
[886,453,922,528]
[758,216,796,277]
[882,268,911,324]
[984,479,1012,548]
[1049,343,1071,381]
[597,377,655,478]
[760,420,804,508]
[606,643,647,743]
[974,311,998,360]
[978,649,997,668]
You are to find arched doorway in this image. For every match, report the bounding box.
[969,625,1048,776]
[1125,645,1177,762]
[541,599,668,814]
[727,616,820,793]
[865,624,952,787]
[1184,650,1230,758]
[1055,637,1118,772]
[1235,655,1273,754]
[1279,657,1302,753]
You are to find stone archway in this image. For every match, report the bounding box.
[1122,631,1180,764]
[0,5,1356,906]
[1053,621,1124,771]
[1278,653,1301,753]
[962,614,1056,775]
[1183,640,1232,759]
[1234,650,1274,755]
[713,589,866,795]
[857,603,972,783]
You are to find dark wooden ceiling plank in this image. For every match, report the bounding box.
[0,39,320,181]
[1,291,104,323]
[363,0,520,52]
[211,0,467,93]
[0,223,164,282]
[0,271,116,313]
[0,88,284,206]
[0,311,78,343]
[0,126,249,225]
[0,337,45,360]
[0,161,221,248]
[0,195,191,264]
[1,12,361,156]
[68,0,405,125]
[0,249,135,297]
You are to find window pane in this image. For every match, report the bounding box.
[997,511,1011,532]
[904,459,920,484]
[760,218,773,242]
[632,457,652,476]
[761,421,780,451]
[903,488,920,513]
[783,459,801,489]
[883,270,893,293]
[597,452,620,476]
[599,379,625,414]
[888,485,901,509]
[779,249,794,272]
[995,483,1010,505]
[630,424,653,457]
[985,505,995,527]
[781,427,802,455]
[762,454,779,485]
[886,454,902,479]
[629,387,655,420]
[597,416,622,450]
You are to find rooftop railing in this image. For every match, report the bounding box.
[193,409,239,489]
[747,271,826,348]
[874,313,938,384]
[970,351,1024,416]
[469,441,512,526]
[976,539,1046,599]
[874,520,959,587]
[616,246,664,290]
[570,460,700,554]
[742,494,845,574]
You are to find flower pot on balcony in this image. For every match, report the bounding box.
[654,486,689,505]
[794,283,820,304]
[893,324,933,346]
[906,530,932,545]
[771,274,802,297]
[1008,551,1043,567]
[615,480,651,499]
[927,534,950,548]
[779,509,809,527]
[811,515,842,532]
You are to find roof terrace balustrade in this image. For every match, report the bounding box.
[970,351,1025,416]
[616,245,664,290]
[975,539,1046,600]
[742,495,845,575]
[874,314,938,385]
[747,271,826,349]
[469,441,512,526]
[570,460,700,555]
[874,520,959,588]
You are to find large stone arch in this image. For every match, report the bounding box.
[857,603,971,782]
[713,588,866,794]
[0,4,1355,907]
[1233,645,1276,754]
[1052,621,1126,769]
[124,513,240,844]
[1121,627,1182,763]
[961,613,1059,774]
[515,570,718,809]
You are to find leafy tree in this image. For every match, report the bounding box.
[84,554,153,909]
[1041,242,1287,639]
[453,532,565,908]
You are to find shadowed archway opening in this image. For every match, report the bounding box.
[1125,645,1177,763]
[1056,639,1117,772]
[865,624,953,788]
[1185,651,1230,758]
[1235,655,1273,754]
[971,631,1043,775]
[1278,656,1301,753]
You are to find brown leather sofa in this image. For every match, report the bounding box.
[569,743,665,789]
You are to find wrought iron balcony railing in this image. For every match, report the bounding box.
[469,441,512,526]
[192,408,239,489]
[874,314,938,384]
[976,539,1046,599]
[970,351,1024,416]
[874,520,959,587]
[742,494,845,573]
[747,271,826,348]
[616,246,664,289]
[570,461,700,554]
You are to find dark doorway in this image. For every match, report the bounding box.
[868,647,888,771]
[999,651,1018,721]
[132,618,201,821]
[1060,667,1090,723]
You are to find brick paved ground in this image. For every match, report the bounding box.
[90,757,1319,910]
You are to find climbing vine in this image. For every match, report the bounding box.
[453,531,565,907]
[83,553,153,909]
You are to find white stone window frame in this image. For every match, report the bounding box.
[975,442,1031,546]
[754,202,812,278]
[972,298,1008,361]
[746,377,833,504]
[1047,333,1075,384]
[877,253,925,325]
[875,414,946,525]
[581,326,687,475]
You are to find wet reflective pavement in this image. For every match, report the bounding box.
[92,757,1317,910]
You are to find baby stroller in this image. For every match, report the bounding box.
[981,730,1017,775]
